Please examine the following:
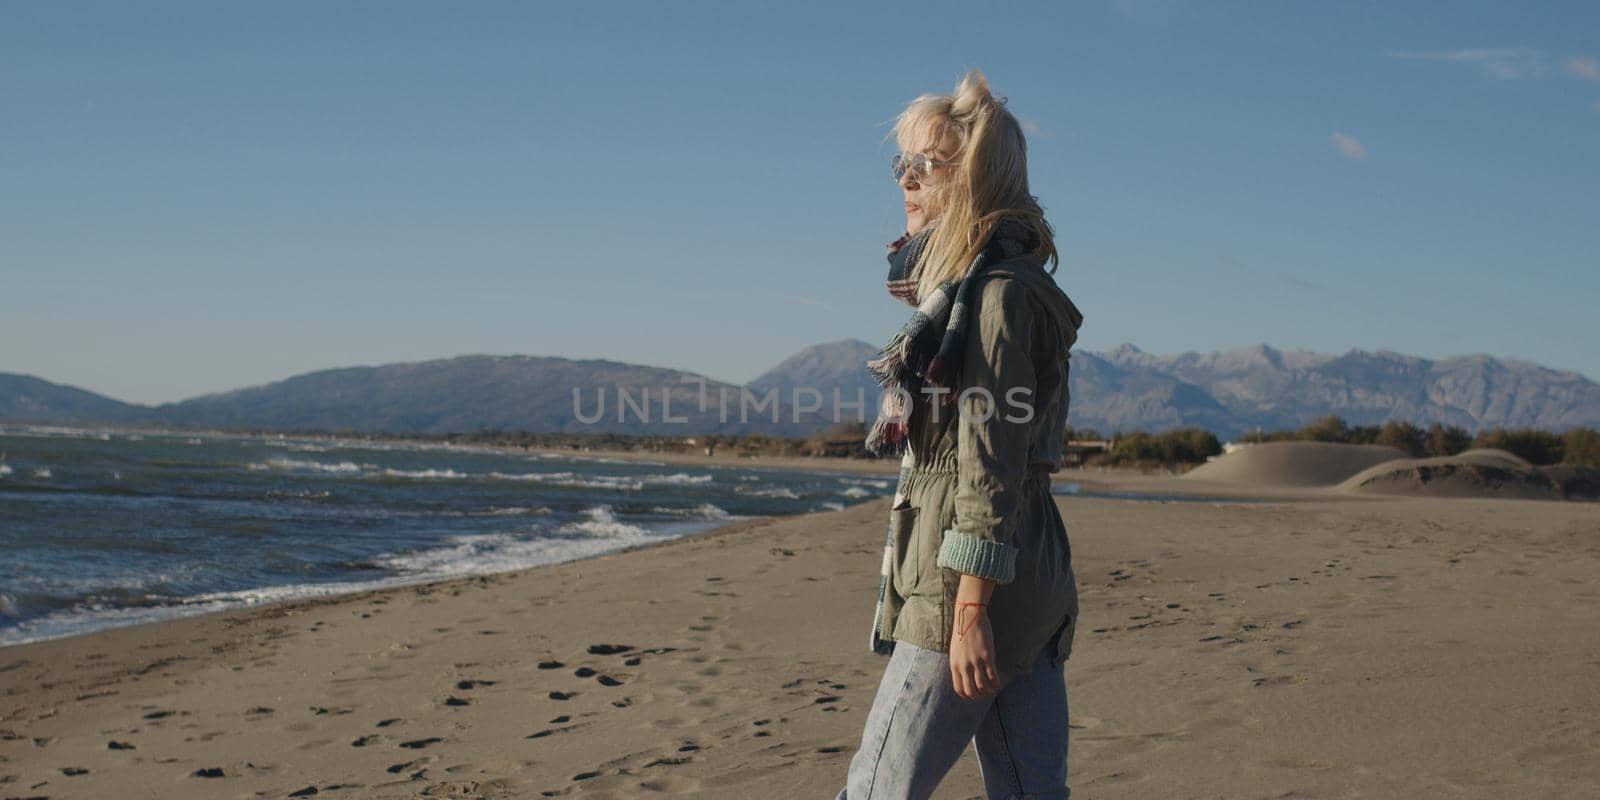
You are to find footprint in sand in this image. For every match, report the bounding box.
[636,774,704,793]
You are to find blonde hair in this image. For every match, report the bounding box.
[885,69,1059,301]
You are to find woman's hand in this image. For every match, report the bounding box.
[949,603,1000,701]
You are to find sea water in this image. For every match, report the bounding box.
[0,426,894,646]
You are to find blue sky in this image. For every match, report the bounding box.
[3,1,1597,405]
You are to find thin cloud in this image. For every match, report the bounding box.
[1564,56,1600,81]
[1331,131,1369,161]
[1385,47,1549,80]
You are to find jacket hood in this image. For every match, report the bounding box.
[983,255,1084,353]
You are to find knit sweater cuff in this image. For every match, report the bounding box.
[937,529,1019,585]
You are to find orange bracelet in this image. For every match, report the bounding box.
[954,601,989,640]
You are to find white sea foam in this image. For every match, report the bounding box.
[382,467,470,480]
[559,505,653,538]
[265,488,333,501]
[839,486,872,499]
[737,485,800,500]
[481,505,552,516]
[640,472,715,485]
[414,505,553,518]
[488,471,646,491]
[487,470,712,491]
[374,507,682,580]
[649,503,731,519]
[0,464,11,478]
[843,478,892,490]
[255,457,370,474]
[820,501,847,511]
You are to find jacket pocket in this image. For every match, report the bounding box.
[889,502,921,598]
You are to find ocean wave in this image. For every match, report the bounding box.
[558,505,653,538]
[375,511,672,580]
[381,467,470,480]
[642,472,714,485]
[488,471,646,491]
[264,488,334,501]
[649,503,731,519]
[0,464,11,478]
[819,501,847,511]
[839,486,872,499]
[251,457,371,474]
[737,485,800,500]
[842,477,892,490]
[424,505,553,518]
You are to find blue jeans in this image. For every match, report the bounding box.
[835,640,1070,799]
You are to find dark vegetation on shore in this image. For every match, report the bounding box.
[104,415,1600,474]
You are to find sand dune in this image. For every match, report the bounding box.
[1339,448,1600,501]
[1183,441,1409,487]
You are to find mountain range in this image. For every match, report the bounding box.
[4,341,1598,440]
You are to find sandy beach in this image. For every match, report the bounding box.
[3,457,1599,799]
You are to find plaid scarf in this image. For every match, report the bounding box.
[865,216,1041,656]
[864,217,1041,457]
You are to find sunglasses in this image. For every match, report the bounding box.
[890,151,957,183]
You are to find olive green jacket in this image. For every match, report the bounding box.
[876,252,1085,676]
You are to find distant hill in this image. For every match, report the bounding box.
[747,338,883,420]
[4,342,1598,439]
[0,374,153,426]
[147,354,837,436]
[1084,344,1600,438]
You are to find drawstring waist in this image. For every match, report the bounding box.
[903,459,1056,481]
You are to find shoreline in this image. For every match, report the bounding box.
[0,509,792,654]
[0,427,1352,650]
[0,507,801,652]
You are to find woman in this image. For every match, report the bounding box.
[835,70,1085,800]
